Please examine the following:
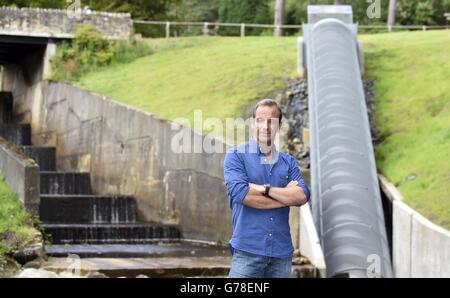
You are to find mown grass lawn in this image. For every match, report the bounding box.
[72,31,449,229]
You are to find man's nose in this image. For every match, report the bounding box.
[261,122,270,130]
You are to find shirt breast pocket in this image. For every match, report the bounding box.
[277,170,289,187]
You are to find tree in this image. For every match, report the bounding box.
[396,0,447,25]
[86,0,180,20]
[387,0,397,26]
[0,0,65,8]
[286,0,448,26]
[219,0,271,35]
[274,0,285,36]
[178,0,220,22]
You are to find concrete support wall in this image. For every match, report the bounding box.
[288,169,310,252]
[1,42,48,127]
[0,136,40,215]
[299,202,326,277]
[379,175,450,278]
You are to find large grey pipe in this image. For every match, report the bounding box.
[305,18,393,277]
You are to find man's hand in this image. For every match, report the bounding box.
[287,180,299,188]
[250,181,298,195]
[267,180,307,207]
[243,180,307,209]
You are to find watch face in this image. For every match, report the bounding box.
[264,185,270,196]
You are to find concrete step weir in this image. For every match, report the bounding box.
[0,92,13,124]
[18,146,56,171]
[0,123,31,146]
[41,223,181,245]
[40,171,92,195]
[44,242,229,258]
[0,91,188,268]
[39,194,138,224]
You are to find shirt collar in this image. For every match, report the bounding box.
[249,139,278,157]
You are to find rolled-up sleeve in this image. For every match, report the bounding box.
[288,156,311,201]
[223,149,249,207]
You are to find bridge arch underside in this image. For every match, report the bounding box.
[0,35,68,125]
[0,35,55,65]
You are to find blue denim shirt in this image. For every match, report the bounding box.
[223,139,311,258]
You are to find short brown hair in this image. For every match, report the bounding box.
[252,99,283,123]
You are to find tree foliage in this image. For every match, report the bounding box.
[278,0,449,26]
[0,0,65,8]
[218,0,272,35]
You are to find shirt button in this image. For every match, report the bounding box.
[270,217,273,221]
[269,233,272,237]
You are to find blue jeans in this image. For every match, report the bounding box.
[228,248,292,278]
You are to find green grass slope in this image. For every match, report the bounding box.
[361,30,450,229]
[76,37,298,125]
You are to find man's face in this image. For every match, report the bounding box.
[254,105,280,146]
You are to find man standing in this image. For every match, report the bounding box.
[223,99,310,278]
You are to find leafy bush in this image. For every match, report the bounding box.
[0,174,37,256]
[50,25,153,81]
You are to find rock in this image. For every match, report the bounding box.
[0,256,21,278]
[58,271,86,278]
[292,137,301,144]
[398,174,418,186]
[278,77,379,169]
[12,230,45,265]
[279,78,310,166]
[13,243,44,265]
[22,258,44,269]
[292,256,309,265]
[16,268,59,278]
[86,271,109,278]
[291,264,320,278]
[0,230,19,248]
[15,268,89,278]
[362,79,382,144]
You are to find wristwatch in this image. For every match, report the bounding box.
[263,184,271,197]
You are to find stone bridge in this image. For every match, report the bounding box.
[0,6,132,64]
[0,6,131,39]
